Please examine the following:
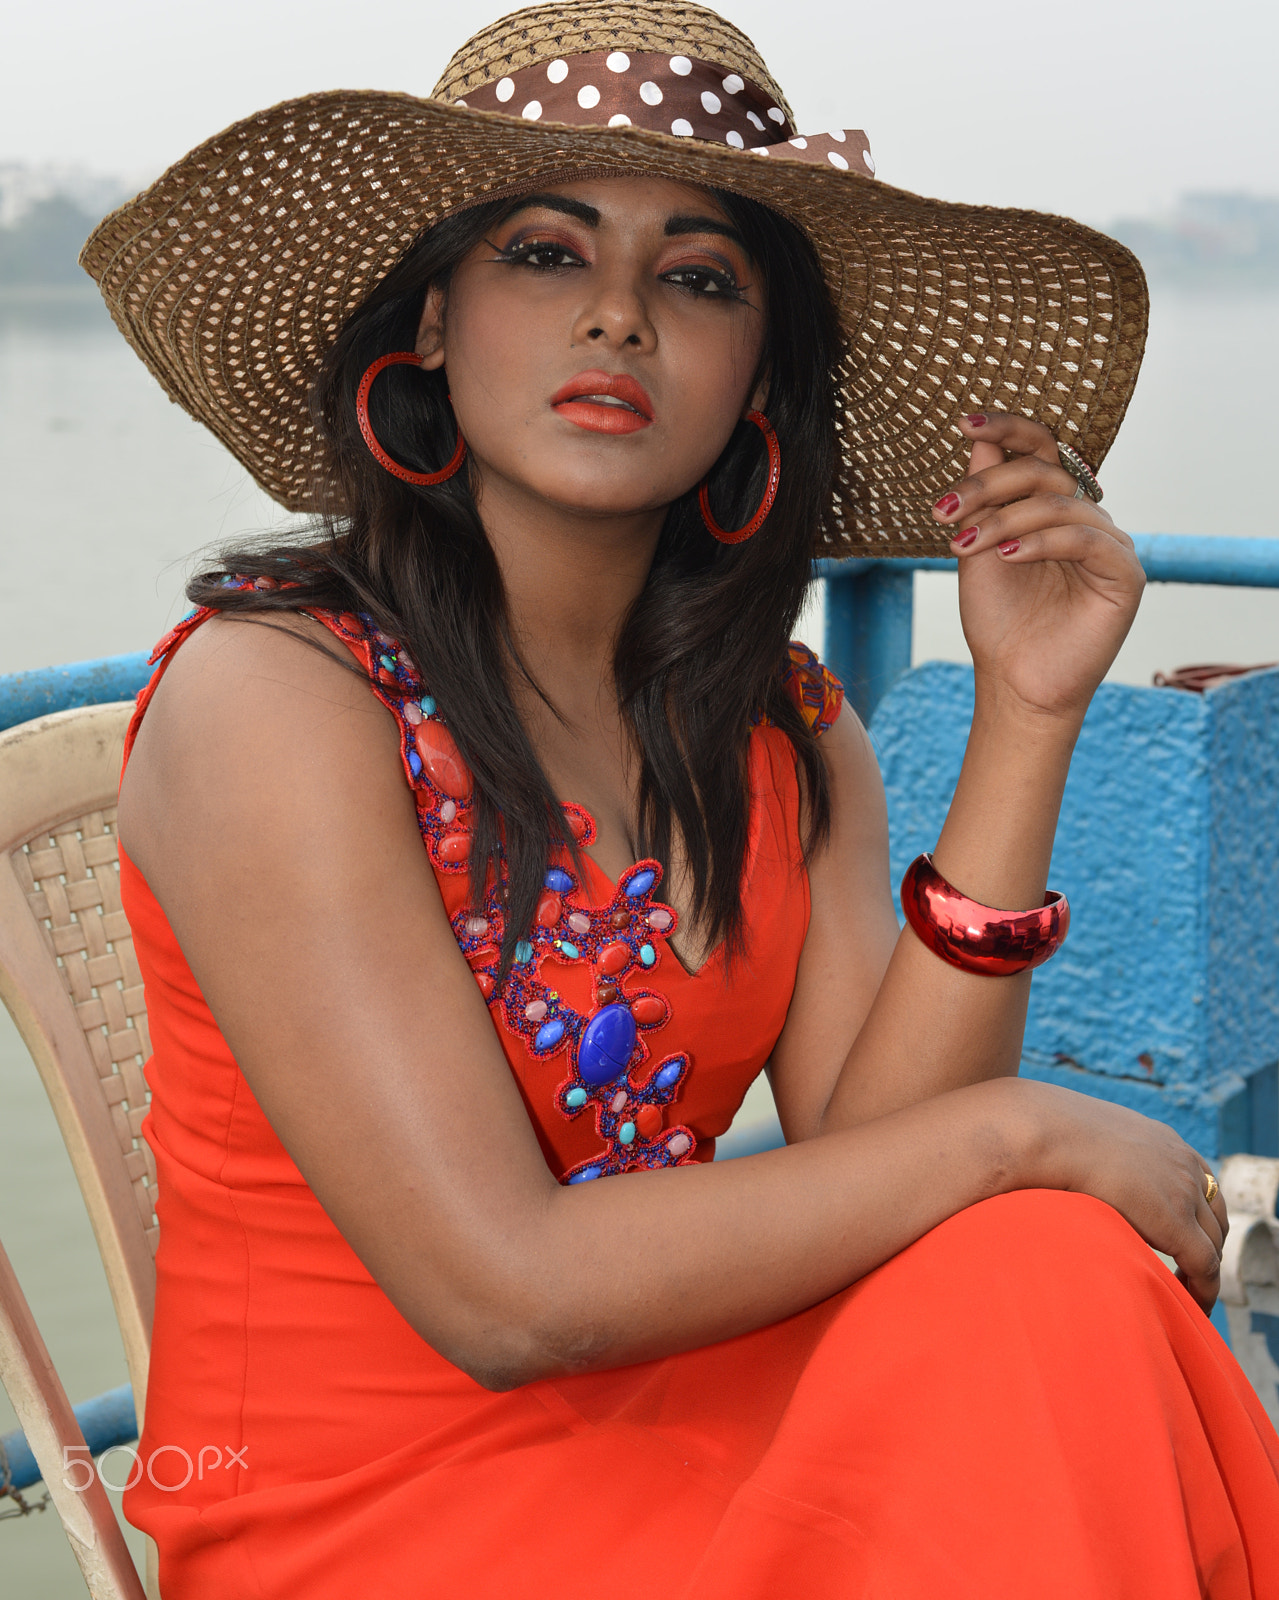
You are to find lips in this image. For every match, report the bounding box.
[550,369,655,435]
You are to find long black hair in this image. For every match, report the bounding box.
[188,186,844,969]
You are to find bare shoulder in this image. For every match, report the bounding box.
[119,610,404,878]
[813,702,888,854]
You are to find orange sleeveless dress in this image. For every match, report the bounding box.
[120,603,1279,1599]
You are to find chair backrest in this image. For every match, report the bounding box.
[0,703,155,1417]
[0,1234,146,1600]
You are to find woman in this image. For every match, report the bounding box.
[85,2,1279,1595]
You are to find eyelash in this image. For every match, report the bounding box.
[489,238,748,301]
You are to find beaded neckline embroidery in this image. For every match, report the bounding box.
[308,605,699,1185]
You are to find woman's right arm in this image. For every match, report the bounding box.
[119,617,1219,1393]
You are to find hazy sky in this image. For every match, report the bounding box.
[3,0,1276,224]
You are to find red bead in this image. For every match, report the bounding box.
[596,983,619,1006]
[567,810,590,841]
[598,941,631,976]
[414,788,434,809]
[437,831,471,864]
[536,890,562,928]
[610,909,631,929]
[635,1104,663,1139]
[630,995,666,1026]
[414,720,473,800]
[475,971,495,999]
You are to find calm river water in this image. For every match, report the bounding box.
[1,284,1277,1593]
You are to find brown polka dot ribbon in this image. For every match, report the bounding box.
[454,48,876,176]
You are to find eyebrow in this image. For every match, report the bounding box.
[498,194,601,226]
[663,213,748,251]
[497,195,747,252]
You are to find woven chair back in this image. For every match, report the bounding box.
[0,703,155,1418]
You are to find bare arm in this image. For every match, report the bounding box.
[771,412,1143,1134]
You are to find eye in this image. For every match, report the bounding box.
[491,238,585,271]
[662,263,746,300]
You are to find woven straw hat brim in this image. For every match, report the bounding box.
[81,91,1148,557]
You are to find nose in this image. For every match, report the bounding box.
[569,264,657,352]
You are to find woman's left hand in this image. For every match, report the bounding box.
[932,412,1145,722]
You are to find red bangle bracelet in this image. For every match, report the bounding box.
[900,853,1070,977]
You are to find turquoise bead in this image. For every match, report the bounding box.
[639,943,656,967]
[514,939,534,964]
[618,1120,636,1145]
[380,653,396,672]
[558,940,580,960]
[565,1086,589,1109]
[420,696,436,716]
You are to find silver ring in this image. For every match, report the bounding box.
[1057,441,1104,504]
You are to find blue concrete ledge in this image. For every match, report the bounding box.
[0,1383,137,1494]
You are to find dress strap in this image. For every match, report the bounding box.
[780,641,844,737]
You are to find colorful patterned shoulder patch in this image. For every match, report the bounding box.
[780,641,844,737]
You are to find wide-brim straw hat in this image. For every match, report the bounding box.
[80,0,1148,558]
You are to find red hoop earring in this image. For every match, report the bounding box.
[698,410,781,544]
[355,352,467,486]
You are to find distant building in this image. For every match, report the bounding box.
[0,162,132,229]
[0,164,137,289]
[1110,193,1279,287]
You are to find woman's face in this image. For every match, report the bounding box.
[416,177,767,523]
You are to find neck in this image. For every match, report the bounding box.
[474,469,666,723]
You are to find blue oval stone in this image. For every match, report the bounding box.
[565,1086,589,1109]
[625,869,656,898]
[558,941,580,960]
[618,1120,636,1145]
[407,749,423,778]
[568,1165,603,1184]
[544,868,573,893]
[577,1003,637,1086]
[380,653,396,672]
[534,1019,566,1051]
[654,1062,683,1091]
[514,939,534,965]
[639,943,656,967]
[420,696,436,716]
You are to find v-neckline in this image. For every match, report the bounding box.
[571,813,725,983]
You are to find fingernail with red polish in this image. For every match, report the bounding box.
[998,539,1021,556]
[954,527,979,548]
[934,493,960,516]
[966,414,988,427]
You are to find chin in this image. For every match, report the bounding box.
[533,468,685,522]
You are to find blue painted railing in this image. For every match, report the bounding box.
[0,1384,136,1494]
[818,532,1279,723]
[3,528,1279,1490]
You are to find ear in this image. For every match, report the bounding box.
[414,285,447,370]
